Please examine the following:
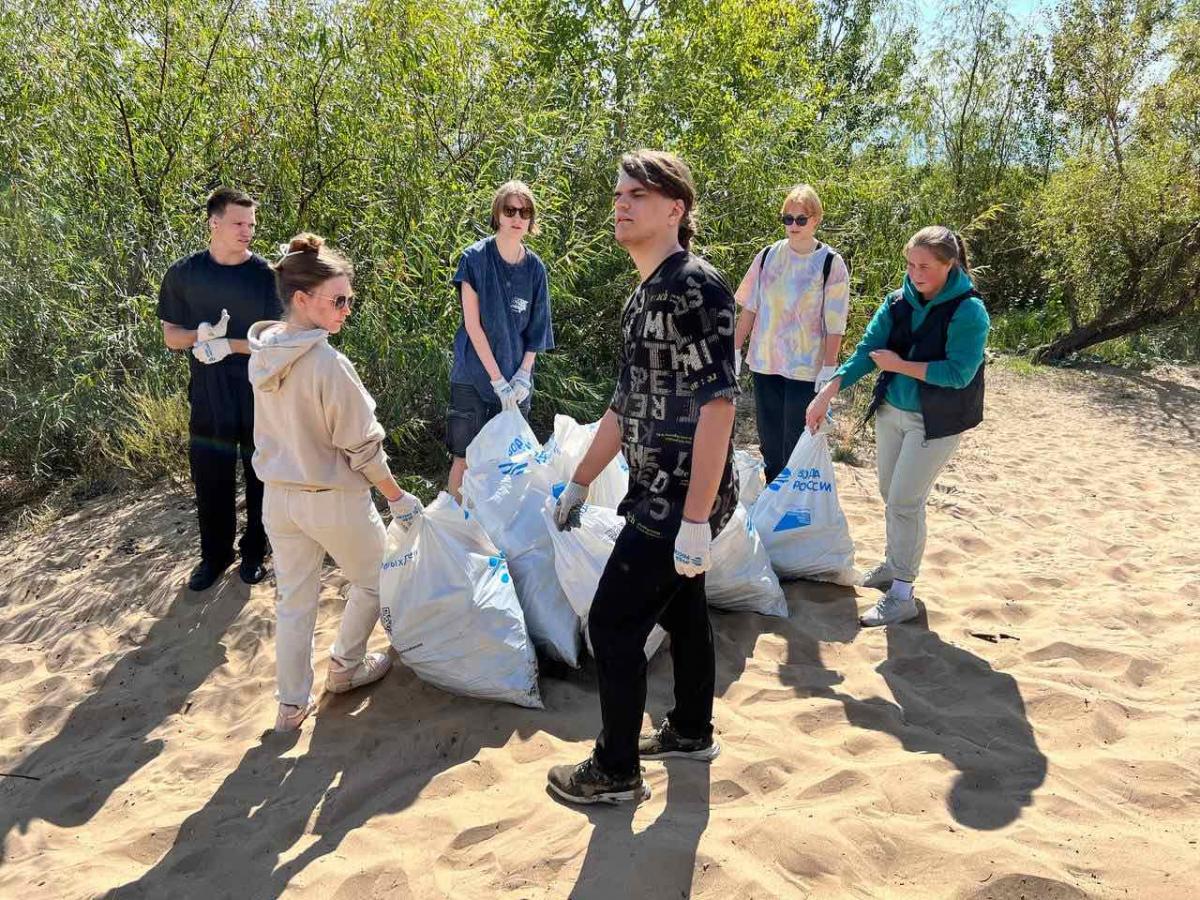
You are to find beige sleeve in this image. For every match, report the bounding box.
[321,353,390,485]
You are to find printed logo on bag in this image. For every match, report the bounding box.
[534,448,552,465]
[773,509,812,532]
[511,296,528,314]
[487,555,511,583]
[497,460,528,477]
[788,468,832,493]
[381,549,419,571]
[603,522,624,542]
[767,467,792,492]
[551,481,566,499]
[507,436,534,457]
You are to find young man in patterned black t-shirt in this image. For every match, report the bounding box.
[548,150,740,805]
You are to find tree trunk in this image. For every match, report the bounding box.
[1032,292,1199,363]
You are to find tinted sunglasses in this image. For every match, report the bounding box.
[502,205,534,220]
[308,290,354,311]
[780,213,811,227]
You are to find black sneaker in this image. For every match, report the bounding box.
[638,720,721,761]
[187,557,232,591]
[239,558,268,585]
[547,755,650,805]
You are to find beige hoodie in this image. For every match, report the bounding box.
[248,321,390,491]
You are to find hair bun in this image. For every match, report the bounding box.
[287,233,325,254]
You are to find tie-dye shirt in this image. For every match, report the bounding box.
[738,240,850,381]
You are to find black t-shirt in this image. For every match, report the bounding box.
[610,250,740,539]
[156,250,281,372]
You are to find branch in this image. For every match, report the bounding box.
[157,0,243,190]
[113,89,146,212]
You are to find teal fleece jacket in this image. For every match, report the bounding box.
[834,267,990,412]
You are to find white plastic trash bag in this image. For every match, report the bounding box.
[734,449,766,507]
[706,504,787,616]
[379,492,542,708]
[465,409,539,472]
[750,429,858,585]
[542,415,629,509]
[540,496,666,660]
[462,414,582,667]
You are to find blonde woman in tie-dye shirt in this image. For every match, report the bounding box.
[733,184,850,483]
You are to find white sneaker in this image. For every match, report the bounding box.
[275,699,316,732]
[860,562,896,592]
[859,589,919,627]
[325,651,393,694]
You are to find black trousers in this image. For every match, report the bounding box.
[753,371,818,484]
[589,523,715,778]
[188,363,267,565]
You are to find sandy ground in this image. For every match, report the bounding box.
[1,363,1197,899]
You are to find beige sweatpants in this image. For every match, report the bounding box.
[262,485,387,706]
[875,403,962,583]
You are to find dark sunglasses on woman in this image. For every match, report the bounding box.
[780,213,811,227]
[308,290,354,311]
[503,205,534,220]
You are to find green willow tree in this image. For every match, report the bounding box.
[1029,0,1199,361]
[0,0,1196,491]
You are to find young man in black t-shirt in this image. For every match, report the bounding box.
[548,151,739,805]
[158,188,281,591]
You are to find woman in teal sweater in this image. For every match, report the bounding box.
[806,226,990,627]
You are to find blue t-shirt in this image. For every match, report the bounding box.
[450,237,555,396]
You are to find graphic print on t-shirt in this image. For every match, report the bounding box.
[610,251,740,539]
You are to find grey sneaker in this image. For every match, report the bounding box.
[547,755,650,805]
[859,589,919,627]
[860,562,896,592]
[639,720,721,761]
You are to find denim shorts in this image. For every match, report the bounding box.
[445,382,531,458]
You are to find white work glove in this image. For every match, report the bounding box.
[674,519,713,577]
[491,377,519,412]
[388,493,424,531]
[814,365,838,392]
[552,481,589,531]
[196,309,230,343]
[509,367,533,405]
[192,338,232,365]
[734,349,743,378]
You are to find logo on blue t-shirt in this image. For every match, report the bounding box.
[511,297,529,314]
[773,509,812,532]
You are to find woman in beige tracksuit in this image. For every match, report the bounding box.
[249,233,423,732]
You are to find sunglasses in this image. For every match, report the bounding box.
[780,213,811,227]
[307,290,354,311]
[502,205,534,220]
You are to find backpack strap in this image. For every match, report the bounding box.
[751,244,773,313]
[819,246,836,337]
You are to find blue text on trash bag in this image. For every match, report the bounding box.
[507,436,534,457]
[382,549,419,571]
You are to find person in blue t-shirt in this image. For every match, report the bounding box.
[446,180,555,497]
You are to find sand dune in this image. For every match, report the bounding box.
[1,363,1197,899]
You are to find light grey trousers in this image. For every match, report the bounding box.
[875,403,962,582]
[263,486,387,706]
